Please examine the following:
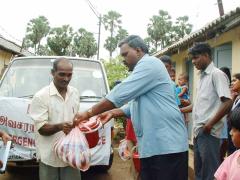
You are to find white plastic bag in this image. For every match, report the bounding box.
[54,127,91,171]
[118,139,131,161]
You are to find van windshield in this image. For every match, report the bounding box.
[0,58,107,99]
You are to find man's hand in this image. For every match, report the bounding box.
[62,122,74,135]
[203,123,213,134]
[1,131,12,145]
[97,111,114,125]
[73,112,89,126]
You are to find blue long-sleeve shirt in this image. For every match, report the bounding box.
[106,54,188,158]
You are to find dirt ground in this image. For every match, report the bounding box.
[0,127,194,180]
[0,148,194,180]
[0,148,133,180]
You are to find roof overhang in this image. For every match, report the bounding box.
[0,36,34,56]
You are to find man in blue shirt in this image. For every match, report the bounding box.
[74,35,188,180]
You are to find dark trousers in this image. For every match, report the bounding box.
[140,151,188,180]
[194,130,220,180]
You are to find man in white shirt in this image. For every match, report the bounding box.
[30,57,81,180]
[181,42,232,180]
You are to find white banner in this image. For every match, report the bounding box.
[0,97,112,165]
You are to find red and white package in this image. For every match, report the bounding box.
[78,116,102,133]
[78,116,103,148]
[118,139,131,161]
[54,127,91,171]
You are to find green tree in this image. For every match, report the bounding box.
[144,37,156,54]
[23,16,50,54]
[73,28,97,58]
[103,56,128,89]
[147,10,172,51]
[103,11,122,59]
[173,16,193,41]
[116,28,128,42]
[37,45,54,56]
[104,37,118,59]
[47,25,73,56]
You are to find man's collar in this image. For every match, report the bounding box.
[49,82,72,97]
[138,54,149,63]
[133,53,149,70]
[201,62,214,75]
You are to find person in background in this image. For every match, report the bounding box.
[159,55,181,106]
[0,130,11,169]
[74,35,188,180]
[170,68,176,81]
[227,73,240,155]
[125,118,140,180]
[0,130,11,145]
[114,80,138,178]
[214,107,240,180]
[219,67,231,162]
[177,73,190,124]
[181,42,232,180]
[177,73,190,103]
[29,57,81,180]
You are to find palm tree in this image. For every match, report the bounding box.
[103,11,122,59]
[24,16,50,54]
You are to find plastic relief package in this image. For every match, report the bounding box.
[54,127,91,171]
[78,116,103,148]
[78,116,102,133]
[118,139,131,161]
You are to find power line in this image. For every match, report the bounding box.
[84,0,100,18]
[84,0,102,60]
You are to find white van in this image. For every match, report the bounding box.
[0,56,114,172]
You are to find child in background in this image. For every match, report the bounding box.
[170,68,176,82]
[177,73,190,124]
[228,73,240,155]
[214,107,240,180]
[219,67,231,162]
[177,73,189,103]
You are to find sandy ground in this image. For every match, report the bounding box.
[0,148,194,180]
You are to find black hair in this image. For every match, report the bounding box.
[229,107,240,131]
[188,42,212,58]
[52,57,73,72]
[220,67,231,85]
[118,35,149,54]
[159,55,172,65]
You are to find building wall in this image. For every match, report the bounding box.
[164,25,240,144]
[208,26,240,74]
[0,49,13,77]
[231,26,240,75]
[171,26,240,98]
